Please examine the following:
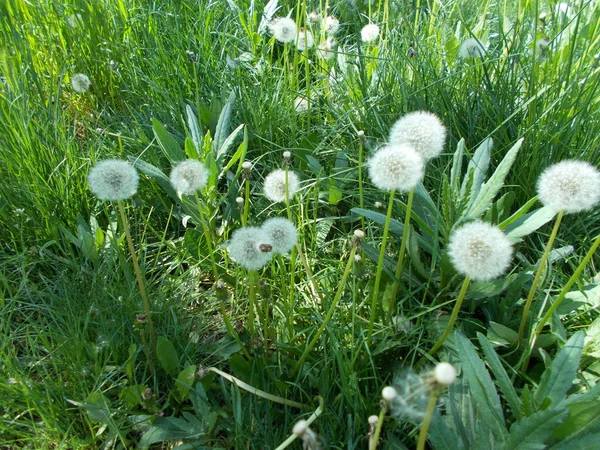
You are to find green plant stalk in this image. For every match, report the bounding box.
[243,176,250,226]
[247,269,258,337]
[369,402,389,450]
[274,396,325,450]
[195,193,219,277]
[367,190,396,346]
[516,209,564,345]
[388,188,415,317]
[285,165,297,340]
[358,133,365,231]
[428,276,471,357]
[117,200,157,356]
[293,245,358,375]
[417,390,439,450]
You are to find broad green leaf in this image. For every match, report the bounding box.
[156,336,179,377]
[550,433,600,450]
[186,104,203,151]
[461,137,492,200]
[534,331,584,408]
[131,158,178,202]
[152,118,185,162]
[451,138,465,192]
[505,206,556,242]
[184,137,199,159]
[222,126,248,173]
[175,365,198,402]
[215,123,244,168]
[429,410,467,450]
[499,196,538,229]
[214,91,235,153]
[455,331,506,439]
[328,178,343,205]
[487,321,519,347]
[467,138,523,218]
[551,401,600,443]
[504,407,568,450]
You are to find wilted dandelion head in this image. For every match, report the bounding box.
[367,144,425,192]
[389,370,429,423]
[459,38,486,58]
[270,17,297,43]
[227,227,273,270]
[316,38,336,60]
[447,221,513,281]
[261,217,298,254]
[263,169,300,202]
[296,28,314,51]
[536,160,600,214]
[88,159,139,201]
[169,159,208,195]
[325,16,340,35]
[389,111,446,160]
[307,11,321,25]
[361,23,380,43]
[71,73,91,93]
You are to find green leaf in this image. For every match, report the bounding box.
[131,159,179,202]
[222,126,248,173]
[466,138,523,218]
[215,123,244,168]
[461,137,492,200]
[505,206,556,242]
[214,91,235,154]
[186,104,203,152]
[455,331,507,439]
[328,178,343,205]
[152,118,185,163]
[156,336,180,377]
[175,365,198,402]
[534,331,584,408]
[451,138,465,192]
[487,321,519,347]
[550,433,600,450]
[551,401,600,443]
[504,407,568,450]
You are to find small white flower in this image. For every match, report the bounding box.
[537,160,600,214]
[227,227,273,270]
[269,17,297,43]
[71,73,91,93]
[170,159,208,195]
[316,38,337,60]
[325,16,340,35]
[88,159,139,201]
[294,96,309,112]
[447,221,513,281]
[263,169,300,202]
[296,28,314,51]
[433,362,456,386]
[459,38,486,58]
[367,144,425,192]
[361,23,380,43]
[389,111,447,160]
[261,217,298,254]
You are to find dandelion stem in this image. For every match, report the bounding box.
[285,165,297,339]
[293,244,357,375]
[417,390,439,450]
[358,133,366,231]
[243,176,250,226]
[367,190,396,346]
[517,209,564,345]
[370,403,388,450]
[195,193,219,277]
[248,269,258,337]
[427,276,471,357]
[117,200,157,356]
[389,188,415,317]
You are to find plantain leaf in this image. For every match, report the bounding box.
[156,336,180,377]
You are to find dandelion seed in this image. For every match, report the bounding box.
[227,227,273,270]
[88,159,139,201]
[270,17,297,43]
[389,370,429,423]
[459,38,486,58]
[169,159,208,195]
[263,169,300,202]
[447,221,513,281]
[261,218,298,254]
[367,144,425,192]
[71,73,91,93]
[389,111,447,160]
[325,16,340,35]
[361,24,380,43]
[296,28,314,51]
[316,38,337,60]
[536,160,600,214]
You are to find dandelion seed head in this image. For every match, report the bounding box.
[389,370,429,423]
[307,11,321,24]
[316,38,337,60]
[169,159,208,195]
[447,221,513,281]
[261,217,298,254]
[270,17,297,43]
[227,227,273,270]
[389,111,446,160]
[296,28,314,51]
[71,73,91,93]
[433,362,457,386]
[361,23,380,42]
[367,144,425,192]
[537,160,600,214]
[325,16,340,35]
[264,169,300,202]
[459,38,486,58]
[88,159,139,201]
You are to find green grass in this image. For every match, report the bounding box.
[1,0,600,448]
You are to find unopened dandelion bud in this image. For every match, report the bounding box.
[382,386,397,402]
[375,201,383,209]
[357,130,365,138]
[433,362,456,386]
[236,196,244,208]
[368,415,379,427]
[353,229,365,246]
[242,161,252,177]
[215,280,228,302]
[283,151,292,166]
[354,254,364,278]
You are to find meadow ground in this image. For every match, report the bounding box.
[1,0,600,448]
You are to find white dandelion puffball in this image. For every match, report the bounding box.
[361,23,380,42]
[316,38,336,60]
[459,38,486,58]
[537,160,600,214]
[227,227,273,270]
[264,169,300,203]
[307,11,321,25]
[325,16,340,35]
[433,362,456,386]
[270,17,297,43]
[367,144,425,192]
[71,73,91,93]
[447,221,513,281]
[294,96,309,113]
[261,217,298,254]
[88,159,139,201]
[170,159,209,195]
[296,28,314,51]
[389,111,447,160]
